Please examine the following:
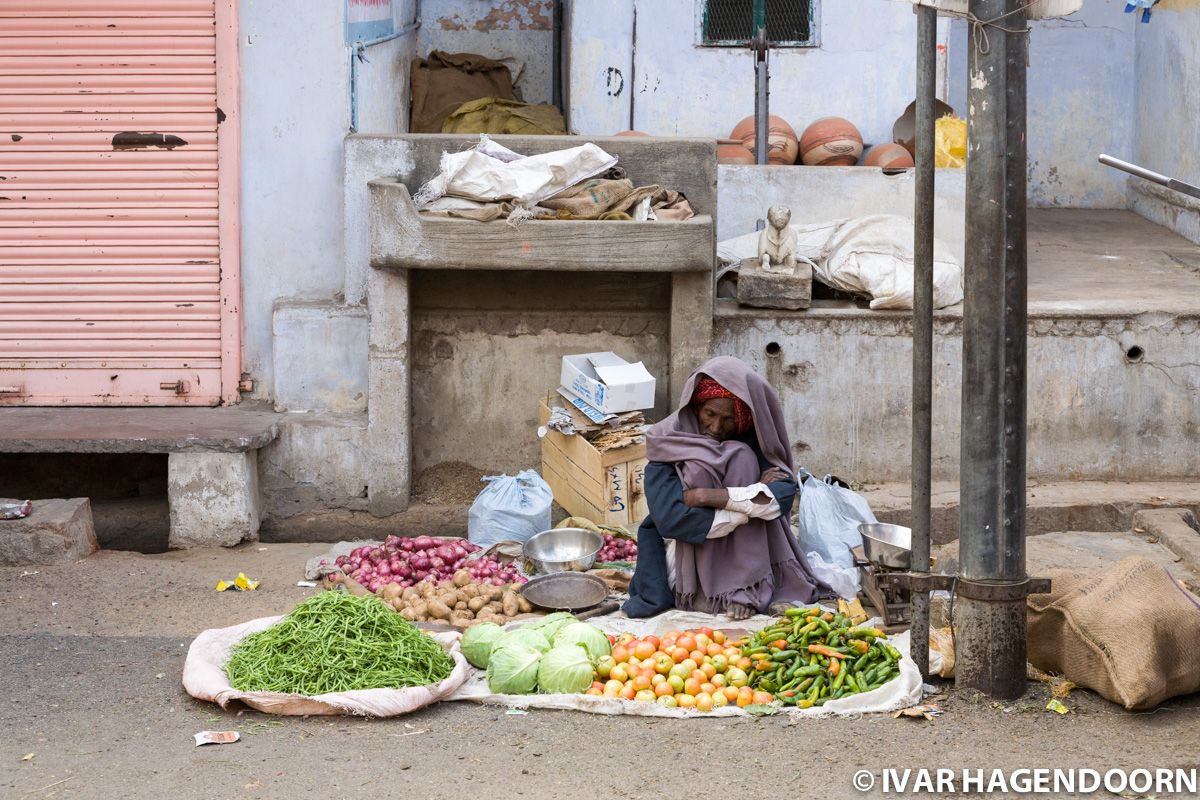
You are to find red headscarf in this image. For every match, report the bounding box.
[691,376,753,434]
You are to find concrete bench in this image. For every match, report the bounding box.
[0,407,279,549]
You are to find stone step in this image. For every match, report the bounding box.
[854,480,1200,544]
[0,497,97,566]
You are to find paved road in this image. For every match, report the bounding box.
[3,545,1199,799]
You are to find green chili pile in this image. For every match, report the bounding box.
[224,592,454,694]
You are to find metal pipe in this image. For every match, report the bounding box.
[552,0,563,113]
[910,2,937,683]
[349,20,421,134]
[956,0,1029,700]
[752,0,768,165]
[1099,154,1200,201]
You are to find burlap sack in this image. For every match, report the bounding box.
[1027,557,1200,710]
[410,51,515,133]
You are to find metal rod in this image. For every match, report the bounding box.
[956,0,1029,700]
[1099,154,1200,201]
[348,20,421,134]
[752,0,768,165]
[910,2,937,683]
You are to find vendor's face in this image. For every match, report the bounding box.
[697,397,738,441]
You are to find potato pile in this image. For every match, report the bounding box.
[378,569,533,628]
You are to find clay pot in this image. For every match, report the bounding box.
[729,114,799,165]
[717,144,755,165]
[612,130,649,137]
[863,142,915,169]
[799,117,864,166]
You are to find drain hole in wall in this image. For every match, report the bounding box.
[765,341,782,357]
[1126,345,1144,363]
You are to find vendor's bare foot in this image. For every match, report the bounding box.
[725,602,755,621]
[768,601,795,616]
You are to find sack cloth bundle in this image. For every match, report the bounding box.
[1027,557,1200,710]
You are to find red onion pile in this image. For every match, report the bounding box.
[597,533,638,562]
[329,535,526,594]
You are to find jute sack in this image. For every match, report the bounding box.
[1027,557,1200,710]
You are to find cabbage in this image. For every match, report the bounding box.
[525,611,577,642]
[553,622,611,660]
[461,622,504,669]
[497,627,551,655]
[537,643,596,694]
[486,643,542,694]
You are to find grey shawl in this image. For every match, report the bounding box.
[646,356,826,612]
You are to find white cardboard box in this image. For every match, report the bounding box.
[560,352,655,414]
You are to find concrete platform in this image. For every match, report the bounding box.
[859,479,1200,544]
[0,407,279,454]
[0,408,279,549]
[715,209,1200,484]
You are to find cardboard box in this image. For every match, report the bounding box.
[538,399,649,528]
[560,352,655,415]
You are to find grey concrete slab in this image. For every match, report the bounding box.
[1133,508,1200,577]
[0,497,96,566]
[861,480,1200,543]
[716,209,1200,321]
[0,407,280,454]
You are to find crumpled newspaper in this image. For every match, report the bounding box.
[537,406,576,438]
[0,500,32,520]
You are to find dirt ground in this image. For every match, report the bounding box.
[3,543,1200,800]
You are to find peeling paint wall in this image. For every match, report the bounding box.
[1130,1,1200,242]
[714,308,1200,482]
[417,0,555,104]
[239,0,418,404]
[570,0,1141,208]
[947,0,1136,208]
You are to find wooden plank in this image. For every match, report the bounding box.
[369,180,714,273]
[629,458,649,523]
[540,436,604,507]
[602,461,630,527]
[541,452,606,523]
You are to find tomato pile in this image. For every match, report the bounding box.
[596,533,638,563]
[586,627,774,711]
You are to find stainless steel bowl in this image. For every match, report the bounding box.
[522,527,603,574]
[858,522,913,570]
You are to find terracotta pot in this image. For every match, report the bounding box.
[728,114,799,165]
[799,116,863,166]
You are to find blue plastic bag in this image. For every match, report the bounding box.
[467,470,553,549]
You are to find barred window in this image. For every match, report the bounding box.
[700,0,815,47]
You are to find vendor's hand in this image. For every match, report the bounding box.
[760,467,788,484]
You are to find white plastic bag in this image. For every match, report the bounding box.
[467,470,553,549]
[806,550,862,600]
[796,473,876,569]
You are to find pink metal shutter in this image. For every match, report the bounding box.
[0,0,235,406]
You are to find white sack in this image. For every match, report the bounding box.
[717,214,963,310]
[183,615,470,717]
[415,140,616,208]
[447,609,921,718]
[822,214,963,309]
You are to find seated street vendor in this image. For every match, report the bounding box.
[624,356,829,621]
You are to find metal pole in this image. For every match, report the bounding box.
[956,0,1029,700]
[752,0,768,165]
[1099,154,1200,201]
[910,2,937,683]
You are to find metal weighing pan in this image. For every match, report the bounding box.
[858,522,913,570]
[520,571,610,612]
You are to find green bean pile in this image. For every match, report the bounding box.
[224,592,454,694]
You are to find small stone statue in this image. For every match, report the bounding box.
[757,205,798,275]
